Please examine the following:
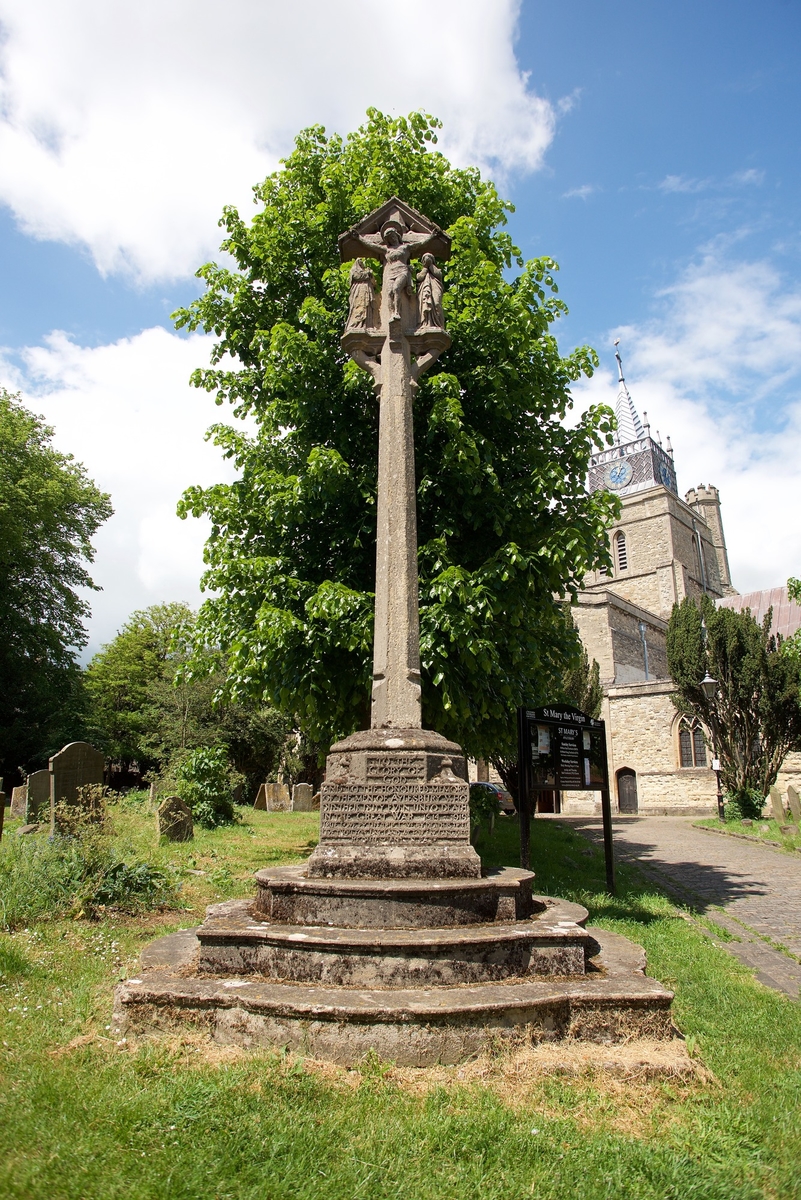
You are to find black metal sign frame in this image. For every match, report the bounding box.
[517,705,615,894]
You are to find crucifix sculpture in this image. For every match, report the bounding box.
[339,198,451,730]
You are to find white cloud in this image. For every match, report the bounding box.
[563,184,597,200]
[0,0,556,282]
[657,174,711,194]
[1,327,236,656]
[572,253,801,594]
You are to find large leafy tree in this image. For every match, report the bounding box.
[175,110,618,760]
[0,388,112,778]
[667,595,801,809]
[86,603,290,793]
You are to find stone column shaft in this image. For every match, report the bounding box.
[371,320,422,729]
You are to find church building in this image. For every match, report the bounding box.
[565,344,739,816]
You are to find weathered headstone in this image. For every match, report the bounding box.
[10,785,27,819]
[26,770,50,823]
[253,783,267,811]
[49,741,105,833]
[787,784,801,825]
[266,783,291,812]
[769,786,786,824]
[291,783,314,812]
[18,823,39,836]
[158,796,194,842]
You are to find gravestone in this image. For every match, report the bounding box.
[769,786,786,824]
[266,783,291,812]
[291,783,314,812]
[10,785,27,819]
[49,741,105,833]
[253,784,267,811]
[26,770,51,823]
[787,784,801,825]
[158,796,194,842]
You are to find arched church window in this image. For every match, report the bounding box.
[615,531,628,572]
[678,717,707,768]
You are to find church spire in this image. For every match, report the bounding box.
[613,340,644,443]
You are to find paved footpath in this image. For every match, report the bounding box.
[557,815,801,998]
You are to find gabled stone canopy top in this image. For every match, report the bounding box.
[338,196,451,263]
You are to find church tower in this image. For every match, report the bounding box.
[583,344,733,619]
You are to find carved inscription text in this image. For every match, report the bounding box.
[365,753,426,782]
[319,782,469,845]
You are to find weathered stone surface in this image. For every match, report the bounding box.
[112,924,675,1066]
[18,823,40,836]
[253,783,267,811]
[10,785,27,819]
[26,769,50,822]
[787,784,801,825]
[49,741,104,832]
[254,865,539,929]
[308,728,480,879]
[770,786,786,824]
[158,796,194,842]
[266,783,290,812]
[195,897,590,986]
[291,783,314,812]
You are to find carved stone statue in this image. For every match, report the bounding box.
[416,253,444,330]
[351,223,427,322]
[345,258,377,332]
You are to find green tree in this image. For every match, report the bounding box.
[0,389,112,777]
[86,602,290,793]
[174,110,618,761]
[666,595,801,815]
[560,608,603,719]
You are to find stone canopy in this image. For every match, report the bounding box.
[338,197,451,264]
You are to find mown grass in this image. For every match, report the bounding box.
[695,815,801,855]
[1,807,800,1199]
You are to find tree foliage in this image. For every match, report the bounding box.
[174,110,618,760]
[0,388,112,776]
[85,603,290,793]
[666,595,801,804]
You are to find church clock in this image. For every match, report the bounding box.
[604,460,633,489]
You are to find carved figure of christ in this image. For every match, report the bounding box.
[351,225,439,323]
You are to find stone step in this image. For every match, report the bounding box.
[195,899,592,986]
[254,864,545,928]
[113,925,675,1067]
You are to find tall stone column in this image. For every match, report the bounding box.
[306,197,481,880]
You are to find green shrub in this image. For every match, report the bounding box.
[0,826,178,929]
[469,783,501,842]
[174,745,236,829]
[725,787,764,822]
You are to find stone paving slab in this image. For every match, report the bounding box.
[557,815,801,998]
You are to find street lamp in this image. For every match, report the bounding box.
[700,672,725,818]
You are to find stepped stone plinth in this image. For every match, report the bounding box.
[113,199,676,1064]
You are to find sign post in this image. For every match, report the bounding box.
[517,705,615,895]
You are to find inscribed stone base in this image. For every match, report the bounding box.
[306,728,481,879]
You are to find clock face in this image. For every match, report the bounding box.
[659,461,673,488]
[604,460,633,489]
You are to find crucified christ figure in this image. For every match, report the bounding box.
[350,218,440,322]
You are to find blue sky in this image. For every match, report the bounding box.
[1,0,799,654]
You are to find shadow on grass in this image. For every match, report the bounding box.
[477,814,682,927]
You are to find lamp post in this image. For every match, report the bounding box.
[700,672,725,819]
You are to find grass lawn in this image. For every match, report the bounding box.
[1,803,801,1199]
[695,816,801,856]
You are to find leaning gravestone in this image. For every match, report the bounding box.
[26,770,50,823]
[49,741,105,834]
[787,784,801,825]
[769,786,786,824]
[266,783,291,812]
[10,785,27,819]
[291,783,314,812]
[158,796,194,842]
[253,783,267,811]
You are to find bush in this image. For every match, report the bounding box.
[469,783,501,842]
[0,822,178,929]
[725,788,764,822]
[174,745,236,829]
